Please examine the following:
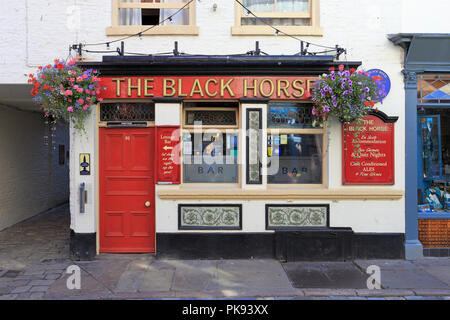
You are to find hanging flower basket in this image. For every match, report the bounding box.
[27,58,105,132]
[311,64,386,127]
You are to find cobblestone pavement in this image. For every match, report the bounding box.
[0,204,71,300]
[0,204,449,300]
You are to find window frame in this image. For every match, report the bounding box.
[181,104,241,186]
[232,0,323,36]
[266,101,327,187]
[107,0,199,36]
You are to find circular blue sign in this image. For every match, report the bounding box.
[366,69,391,102]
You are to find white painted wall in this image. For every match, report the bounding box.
[401,0,450,33]
[8,0,449,235]
[0,104,69,231]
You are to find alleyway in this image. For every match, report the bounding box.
[0,205,450,300]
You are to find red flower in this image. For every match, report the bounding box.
[364,101,370,106]
[30,89,36,96]
[38,66,43,70]
[46,65,52,69]
[329,67,335,71]
[57,63,64,69]
[34,82,40,88]
[350,68,355,73]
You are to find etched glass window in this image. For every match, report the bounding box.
[100,103,155,122]
[268,102,314,128]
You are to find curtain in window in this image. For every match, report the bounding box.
[243,0,309,13]
[159,0,189,25]
[120,0,142,25]
[278,0,309,12]
[243,0,274,12]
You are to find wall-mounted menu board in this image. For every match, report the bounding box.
[342,111,398,185]
[157,126,181,184]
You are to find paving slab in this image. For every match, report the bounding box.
[207,260,296,295]
[170,260,217,292]
[283,262,368,289]
[45,265,111,299]
[354,260,450,289]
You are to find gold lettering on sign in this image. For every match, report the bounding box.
[205,79,218,97]
[277,79,290,98]
[163,78,176,97]
[244,79,257,97]
[259,79,274,98]
[220,78,235,97]
[190,79,205,97]
[292,79,305,98]
[112,78,125,97]
[144,78,154,97]
[128,78,141,97]
[178,78,187,97]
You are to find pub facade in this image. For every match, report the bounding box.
[69,54,405,261]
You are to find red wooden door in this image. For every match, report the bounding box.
[99,127,155,253]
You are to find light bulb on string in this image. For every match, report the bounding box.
[274,29,279,36]
[106,42,110,49]
[245,10,250,16]
[138,32,142,40]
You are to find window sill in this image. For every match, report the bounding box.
[231,25,323,37]
[158,188,404,200]
[106,25,199,36]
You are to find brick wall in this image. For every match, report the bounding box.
[418,219,450,248]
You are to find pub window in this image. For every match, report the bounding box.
[107,0,199,36]
[267,102,325,185]
[232,0,322,36]
[182,103,239,184]
[100,103,155,122]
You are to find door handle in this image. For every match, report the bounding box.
[145,201,151,207]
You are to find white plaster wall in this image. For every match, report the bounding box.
[401,0,450,33]
[0,104,69,231]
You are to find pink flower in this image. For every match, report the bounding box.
[338,64,344,71]
[67,107,73,112]
[68,57,77,65]
[98,97,103,102]
[78,99,84,105]
[77,88,83,93]
[73,85,79,89]
[77,76,83,82]
[83,105,88,111]
[64,90,73,96]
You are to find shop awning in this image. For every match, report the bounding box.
[388,33,450,72]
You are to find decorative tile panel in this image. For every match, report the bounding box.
[266,205,329,230]
[179,205,242,230]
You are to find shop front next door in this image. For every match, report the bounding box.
[100,127,155,253]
